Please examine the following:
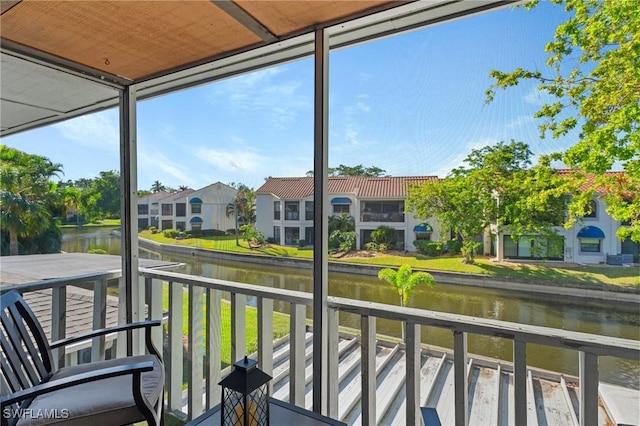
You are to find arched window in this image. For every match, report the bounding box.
[584,200,597,218]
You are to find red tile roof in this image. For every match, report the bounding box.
[557,170,627,192]
[257,176,439,199]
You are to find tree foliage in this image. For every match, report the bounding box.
[307,164,387,177]
[0,146,64,255]
[377,264,435,307]
[78,170,121,222]
[226,183,256,225]
[407,141,566,264]
[486,0,639,241]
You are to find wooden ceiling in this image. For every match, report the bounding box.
[0,0,519,136]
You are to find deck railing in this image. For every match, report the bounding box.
[2,267,638,426]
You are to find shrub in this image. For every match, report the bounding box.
[377,243,389,253]
[330,230,356,253]
[414,240,443,256]
[364,242,378,252]
[371,226,397,247]
[149,226,158,234]
[298,239,306,248]
[445,239,462,254]
[163,229,179,238]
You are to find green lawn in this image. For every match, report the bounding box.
[61,218,121,228]
[141,231,639,287]
[161,283,292,368]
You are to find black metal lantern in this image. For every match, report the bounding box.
[219,356,271,426]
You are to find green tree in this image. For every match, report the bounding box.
[151,180,166,193]
[226,184,256,225]
[78,171,121,222]
[378,264,435,339]
[378,265,435,307]
[178,185,191,191]
[407,141,565,264]
[0,146,64,255]
[486,0,639,241]
[328,213,355,234]
[306,164,387,177]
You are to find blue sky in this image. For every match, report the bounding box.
[3,2,581,192]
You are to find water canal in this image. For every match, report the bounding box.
[62,227,639,389]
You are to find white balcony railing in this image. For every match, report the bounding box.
[3,268,638,426]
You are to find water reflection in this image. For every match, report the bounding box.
[62,229,639,388]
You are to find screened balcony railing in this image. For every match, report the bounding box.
[2,268,638,426]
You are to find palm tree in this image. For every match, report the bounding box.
[178,185,191,191]
[378,264,435,339]
[1,146,63,255]
[151,180,166,193]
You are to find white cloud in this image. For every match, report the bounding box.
[524,86,554,106]
[209,66,310,128]
[357,102,371,113]
[138,150,195,187]
[196,146,265,172]
[54,111,119,152]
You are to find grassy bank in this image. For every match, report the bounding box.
[140,230,639,287]
[161,283,291,368]
[61,218,121,228]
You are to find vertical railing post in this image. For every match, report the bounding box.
[406,322,421,426]
[206,288,222,409]
[51,286,67,369]
[188,286,204,419]
[361,315,376,426]
[513,339,527,425]
[91,278,107,361]
[290,303,306,406]
[327,307,339,418]
[231,293,246,363]
[146,276,163,356]
[453,330,468,426]
[579,351,599,426]
[258,297,274,395]
[167,281,184,412]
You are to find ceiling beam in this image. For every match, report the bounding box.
[211,0,278,43]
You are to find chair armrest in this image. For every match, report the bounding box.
[0,361,155,407]
[50,320,162,349]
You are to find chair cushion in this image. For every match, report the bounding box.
[16,355,163,426]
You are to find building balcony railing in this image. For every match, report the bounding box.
[361,212,404,223]
[2,269,638,425]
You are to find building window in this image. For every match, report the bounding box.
[138,218,149,229]
[161,219,173,230]
[285,202,299,220]
[361,201,404,222]
[273,226,281,243]
[333,204,350,214]
[176,203,186,217]
[138,204,149,215]
[176,221,186,230]
[274,201,281,220]
[584,200,597,218]
[191,223,202,232]
[191,203,201,214]
[415,232,431,241]
[305,201,314,221]
[161,204,173,215]
[504,235,564,259]
[580,238,601,253]
[284,227,299,245]
[305,227,314,245]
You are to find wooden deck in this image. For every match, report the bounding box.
[182,332,639,426]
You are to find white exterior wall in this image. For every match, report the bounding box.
[560,198,621,264]
[187,183,237,232]
[256,193,442,252]
[496,197,625,265]
[256,194,279,241]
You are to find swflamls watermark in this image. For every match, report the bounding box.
[2,408,70,420]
